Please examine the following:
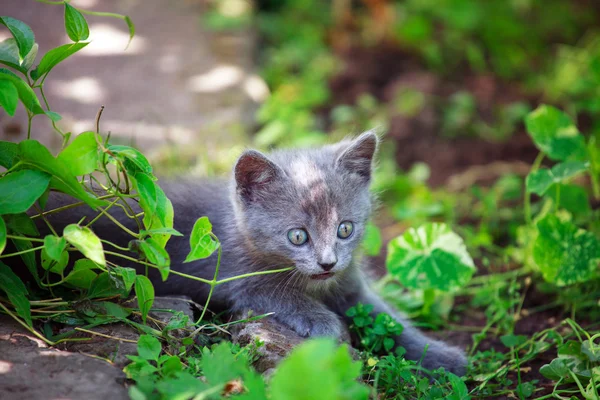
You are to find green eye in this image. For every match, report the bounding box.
[338,221,354,239]
[288,228,308,245]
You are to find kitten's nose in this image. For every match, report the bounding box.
[318,261,336,271]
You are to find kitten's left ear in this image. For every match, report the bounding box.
[336,130,379,181]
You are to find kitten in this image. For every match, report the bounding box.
[43,131,467,375]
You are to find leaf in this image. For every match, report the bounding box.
[32,42,88,80]
[64,3,89,42]
[184,217,219,263]
[269,339,369,400]
[526,161,589,195]
[386,223,475,291]
[56,131,99,176]
[0,217,5,255]
[18,140,106,209]
[533,214,600,286]
[4,213,39,236]
[137,334,161,361]
[101,301,131,319]
[21,43,38,71]
[362,222,382,256]
[0,17,35,59]
[525,105,587,161]
[0,79,18,116]
[63,224,105,266]
[546,184,590,217]
[137,238,170,281]
[135,275,154,325]
[0,141,17,168]
[11,239,39,285]
[41,247,69,274]
[540,358,570,381]
[142,186,173,248]
[500,334,527,348]
[113,266,136,292]
[0,169,51,215]
[140,227,183,237]
[0,38,22,72]
[64,259,98,289]
[43,235,67,261]
[108,145,153,176]
[124,16,135,49]
[87,271,124,298]
[0,69,45,114]
[134,173,158,220]
[0,261,31,326]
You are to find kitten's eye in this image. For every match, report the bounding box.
[288,228,308,245]
[337,221,354,239]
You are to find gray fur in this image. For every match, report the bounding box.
[40,131,467,375]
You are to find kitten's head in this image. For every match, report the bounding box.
[231,131,378,282]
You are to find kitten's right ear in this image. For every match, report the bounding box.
[234,150,282,202]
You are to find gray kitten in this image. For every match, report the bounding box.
[43,131,467,375]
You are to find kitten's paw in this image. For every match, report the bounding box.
[421,342,468,376]
[278,312,343,339]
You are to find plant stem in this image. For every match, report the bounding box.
[0,245,44,258]
[524,152,545,224]
[0,302,54,345]
[197,236,222,324]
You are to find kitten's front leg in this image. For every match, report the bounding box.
[232,289,344,339]
[337,284,467,376]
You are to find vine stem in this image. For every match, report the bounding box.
[0,302,54,345]
[0,245,44,258]
[196,234,222,324]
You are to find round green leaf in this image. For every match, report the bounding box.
[41,247,69,274]
[0,141,17,169]
[57,131,99,176]
[386,223,475,291]
[137,334,160,361]
[63,224,105,267]
[525,105,587,161]
[64,259,98,289]
[526,161,589,196]
[0,169,51,215]
[533,214,600,286]
[64,3,89,42]
[184,217,219,263]
[43,235,67,262]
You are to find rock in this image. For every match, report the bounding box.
[0,315,129,400]
[232,318,353,374]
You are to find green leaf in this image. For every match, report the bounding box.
[137,334,161,361]
[143,189,174,249]
[43,235,67,262]
[0,141,17,168]
[500,334,527,348]
[134,173,158,219]
[0,261,31,326]
[0,169,51,215]
[64,4,89,42]
[546,184,590,217]
[362,222,382,256]
[525,105,587,161]
[63,224,105,266]
[135,275,154,325]
[113,266,136,292]
[57,132,99,176]
[108,145,153,176]
[140,227,183,237]
[87,271,124,298]
[540,358,570,381]
[533,214,600,286]
[386,223,475,291]
[270,339,369,400]
[18,140,106,209]
[4,213,39,237]
[0,79,18,116]
[0,69,45,114]
[526,161,589,195]
[0,17,34,60]
[64,259,98,289]
[0,217,5,255]
[41,247,69,274]
[124,16,135,49]
[21,43,38,71]
[101,301,131,319]
[137,238,170,281]
[45,110,61,122]
[0,38,22,72]
[184,216,219,263]
[33,42,88,79]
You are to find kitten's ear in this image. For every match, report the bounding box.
[336,130,379,181]
[234,150,282,202]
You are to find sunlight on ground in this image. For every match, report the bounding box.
[73,23,147,56]
[51,77,106,104]
[0,361,11,374]
[188,65,245,92]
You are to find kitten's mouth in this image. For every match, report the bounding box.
[310,272,335,280]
